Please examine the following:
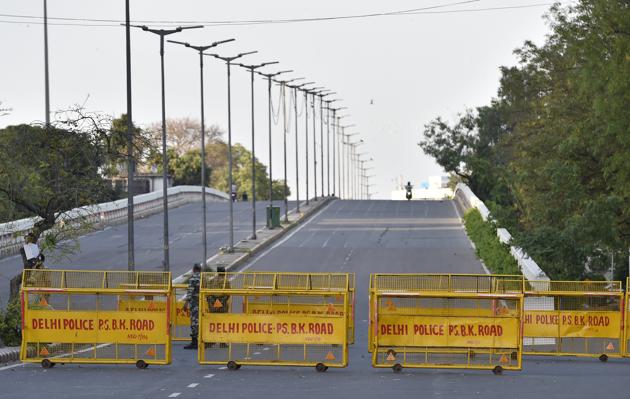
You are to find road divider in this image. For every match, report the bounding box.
[369,273,524,374]
[198,271,351,372]
[20,269,172,369]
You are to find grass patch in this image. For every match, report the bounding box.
[463,208,520,275]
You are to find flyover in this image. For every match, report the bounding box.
[0,200,294,307]
[1,200,628,399]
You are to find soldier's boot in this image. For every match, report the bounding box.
[184,337,198,350]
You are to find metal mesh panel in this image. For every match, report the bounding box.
[21,285,171,366]
[199,287,349,368]
[523,281,623,358]
[201,343,344,366]
[374,347,518,369]
[22,270,171,291]
[371,274,523,294]
[201,272,349,292]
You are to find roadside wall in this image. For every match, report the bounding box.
[453,183,549,281]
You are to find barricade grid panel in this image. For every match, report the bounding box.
[370,274,523,372]
[523,280,623,358]
[21,270,172,366]
[199,273,350,369]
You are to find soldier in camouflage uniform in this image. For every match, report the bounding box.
[183,263,201,350]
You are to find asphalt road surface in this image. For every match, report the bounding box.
[2,199,629,399]
[0,200,294,307]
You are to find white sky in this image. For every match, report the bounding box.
[0,1,559,199]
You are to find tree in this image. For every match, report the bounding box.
[0,123,110,249]
[148,118,223,157]
[419,0,630,279]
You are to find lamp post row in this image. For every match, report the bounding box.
[49,9,370,271]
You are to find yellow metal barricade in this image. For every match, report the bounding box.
[239,273,355,345]
[370,273,524,374]
[20,269,172,368]
[170,284,191,341]
[198,272,350,371]
[524,280,624,360]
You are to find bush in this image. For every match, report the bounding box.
[0,297,22,347]
[463,209,520,275]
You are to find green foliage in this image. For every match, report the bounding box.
[463,209,520,275]
[0,123,113,233]
[421,0,630,280]
[0,297,22,346]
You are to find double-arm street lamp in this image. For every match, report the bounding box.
[257,70,292,215]
[206,50,258,253]
[236,61,279,240]
[168,38,235,266]
[324,99,341,197]
[317,91,336,197]
[342,132,359,199]
[132,24,203,271]
[336,119,352,198]
[307,88,325,201]
[328,106,347,196]
[287,81,315,213]
[299,85,320,205]
[275,77,304,223]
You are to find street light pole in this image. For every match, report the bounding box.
[329,107,347,197]
[235,61,279,240]
[274,77,304,223]
[124,0,134,271]
[168,38,235,265]
[317,92,335,198]
[133,24,203,271]
[287,82,313,214]
[43,0,50,126]
[336,118,352,198]
[257,70,292,215]
[207,50,258,252]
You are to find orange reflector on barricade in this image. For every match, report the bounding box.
[39,347,49,357]
[213,299,223,309]
[146,347,156,357]
[386,352,396,361]
[39,297,48,307]
[607,342,615,351]
[326,351,336,361]
[500,354,509,363]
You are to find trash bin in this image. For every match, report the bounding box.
[266,206,281,228]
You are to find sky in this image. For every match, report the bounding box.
[0,1,563,199]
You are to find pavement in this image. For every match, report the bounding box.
[1,199,630,398]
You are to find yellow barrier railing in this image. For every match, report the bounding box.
[524,280,624,361]
[171,284,191,341]
[198,272,350,372]
[20,269,172,369]
[370,273,524,374]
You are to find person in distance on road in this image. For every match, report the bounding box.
[183,263,201,350]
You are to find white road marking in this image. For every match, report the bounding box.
[204,374,215,378]
[187,383,199,388]
[219,366,227,370]
[0,363,25,371]
[262,347,270,351]
[168,393,181,398]
[240,201,333,271]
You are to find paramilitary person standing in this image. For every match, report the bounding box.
[183,263,201,350]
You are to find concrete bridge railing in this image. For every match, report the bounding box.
[453,182,549,281]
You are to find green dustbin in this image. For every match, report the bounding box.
[266,206,281,228]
